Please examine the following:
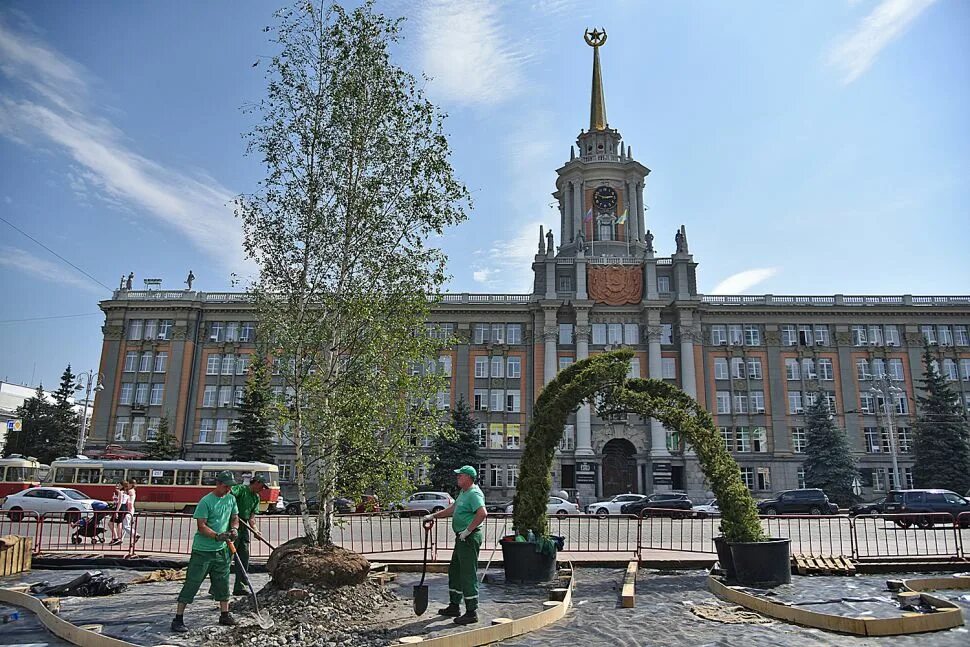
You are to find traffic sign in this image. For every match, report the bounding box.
[6,419,22,432]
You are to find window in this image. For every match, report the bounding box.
[114,417,130,441]
[154,352,167,373]
[237,321,254,342]
[716,391,731,414]
[490,356,504,378]
[559,324,573,345]
[884,325,899,346]
[719,427,732,451]
[506,424,521,449]
[888,359,904,382]
[489,424,504,450]
[756,467,771,491]
[490,463,504,487]
[860,392,875,414]
[961,359,970,381]
[628,358,641,379]
[825,392,838,413]
[851,325,867,346]
[235,387,245,407]
[714,358,729,380]
[798,325,813,346]
[134,383,149,405]
[788,391,803,414]
[802,358,817,380]
[158,319,173,340]
[124,352,137,372]
[506,390,521,413]
[729,325,743,346]
[814,326,830,346]
[736,427,750,451]
[657,276,670,293]
[507,464,519,487]
[473,323,489,344]
[711,325,727,346]
[209,321,224,342]
[558,275,572,292]
[139,352,152,372]
[898,427,912,453]
[661,324,673,345]
[225,322,239,342]
[235,354,250,376]
[921,325,937,344]
[818,358,833,381]
[740,467,754,490]
[436,355,452,377]
[214,419,229,444]
[797,466,806,489]
[894,393,909,415]
[474,356,488,378]
[144,319,158,340]
[489,389,503,412]
[939,326,953,346]
[749,391,765,413]
[473,389,488,411]
[202,385,217,408]
[864,427,883,453]
[127,319,143,341]
[592,324,607,345]
[506,324,522,345]
[747,358,762,380]
[218,386,232,407]
[624,324,639,345]
[856,359,871,381]
[491,323,506,344]
[872,358,885,379]
[785,358,800,381]
[150,383,164,406]
[130,418,145,442]
[867,325,883,346]
[942,359,958,381]
[781,325,797,346]
[507,356,521,378]
[661,357,676,379]
[791,427,806,453]
[120,383,134,405]
[608,323,623,344]
[804,391,818,408]
[475,423,487,448]
[146,417,160,441]
[559,356,574,371]
[731,357,745,379]
[221,354,235,375]
[752,427,767,453]
[206,354,220,375]
[744,325,760,346]
[733,393,748,414]
[955,325,969,346]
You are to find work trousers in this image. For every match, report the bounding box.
[177,548,231,604]
[232,521,252,594]
[448,528,482,611]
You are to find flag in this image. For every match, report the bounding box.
[583,207,593,223]
[617,208,628,225]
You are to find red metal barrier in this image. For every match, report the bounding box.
[0,510,42,554]
[960,512,970,559]
[637,508,719,554]
[852,512,962,560]
[760,514,853,558]
[34,511,137,557]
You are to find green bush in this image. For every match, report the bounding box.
[512,350,765,544]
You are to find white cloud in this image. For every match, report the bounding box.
[472,219,554,292]
[416,0,529,105]
[827,0,936,85]
[0,246,106,293]
[710,268,779,294]
[0,17,245,271]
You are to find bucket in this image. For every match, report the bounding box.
[729,537,791,587]
[501,540,556,583]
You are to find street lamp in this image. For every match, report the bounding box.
[74,370,105,456]
[869,374,904,491]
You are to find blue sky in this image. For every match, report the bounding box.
[0,0,967,389]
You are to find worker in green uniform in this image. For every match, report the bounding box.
[171,471,240,633]
[424,465,487,625]
[230,473,267,596]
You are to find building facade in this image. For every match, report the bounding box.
[89,33,970,503]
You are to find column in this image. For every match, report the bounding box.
[543,309,557,385]
[564,186,573,243]
[678,314,697,398]
[545,259,556,299]
[572,181,583,244]
[576,256,588,300]
[636,181,645,242]
[575,313,593,456]
[647,311,670,458]
[626,180,639,243]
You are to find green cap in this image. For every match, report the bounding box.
[453,465,477,479]
[216,470,235,486]
[250,473,267,486]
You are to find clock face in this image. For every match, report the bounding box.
[593,186,617,211]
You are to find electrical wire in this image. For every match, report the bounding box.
[0,312,102,325]
[0,215,113,292]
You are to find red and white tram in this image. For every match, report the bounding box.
[0,455,44,498]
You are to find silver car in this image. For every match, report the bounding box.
[1,486,99,522]
[394,491,454,515]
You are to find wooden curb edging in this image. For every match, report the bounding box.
[620,560,636,608]
[394,563,575,645]
[709,573,967,636]
[0,586,139,647]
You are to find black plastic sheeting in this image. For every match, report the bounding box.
[29,571,127,597]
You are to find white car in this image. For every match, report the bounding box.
[394,491,454,515]
[1,487,100,522]
[586,494,648,518]
[505,496,581,517]
[693,499,721,519]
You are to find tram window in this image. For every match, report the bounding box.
[76,468,102,484]
[103,468,126,484]
[176,470,200,486]
[201,470,220,486]
[253,471,275,487]
[232,471,248,485]
[150,470,175,485]
[127,469,150,485]
[54,468,76,483]
[4,467,26,481]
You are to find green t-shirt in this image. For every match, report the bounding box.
[452,485,485,534]
[192,491,238,551]
[231,484,261,521]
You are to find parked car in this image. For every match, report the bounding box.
[586,494,647,518]
[485,500,513,514]
[692,499,721,519]
[285,495,379,515]
[266,496,286,514]
[391,491,454,516]
[505,496,581,516]
[620,492,693,517]
[848,498,885,517]
[757,489,839,516]
[1,486,100,522]
[882,489,970,528]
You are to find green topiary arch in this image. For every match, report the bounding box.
[512,349,765,543]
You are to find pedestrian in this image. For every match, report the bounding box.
[171,470,240,633]
[423,465,487,625]
[117,481,140,544]
[230,473,267,596]
[108,483,123,543]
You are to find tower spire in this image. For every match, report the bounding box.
[585,28,608,131]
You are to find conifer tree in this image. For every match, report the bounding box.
[912,347,970,493]
[50,364,81,459]
[429,397,480,494]
[3,386,54,459]
[229,355,275,463]
[803,391,858,506]
[145,418,181,460]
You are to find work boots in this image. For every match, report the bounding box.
[437,603,461,617]
[170,617,188,633]
[454,610,479,625]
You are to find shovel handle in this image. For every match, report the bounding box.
[240,519,276,550]
[423,519,435,531]
[226,539,237,555]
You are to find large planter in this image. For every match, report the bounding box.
[728,537,791,587]
[712,536,735,580]
[501,540,557,583]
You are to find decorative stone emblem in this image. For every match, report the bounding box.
[587,264,643,305]
[763,331,781,346]
[835,332,852,346]
[102,325,124,340]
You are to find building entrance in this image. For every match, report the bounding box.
[601,438,637,496]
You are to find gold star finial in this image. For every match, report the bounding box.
[584,28,607,48]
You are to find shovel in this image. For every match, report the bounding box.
[240,519,276,551]
[227,539,274,629]
[413,520,433,616]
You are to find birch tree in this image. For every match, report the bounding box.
[237,1,469,545]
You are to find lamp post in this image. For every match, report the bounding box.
[74,370,104,456]
[869,374,903,490]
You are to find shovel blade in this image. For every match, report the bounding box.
[253,611,274,629]
[413,584,429,616]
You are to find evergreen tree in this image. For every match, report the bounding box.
[3,386,55,459]
[429,397,480,494]
[145,418,180,460]
[912,347,970,493]
[229,355,275,463]
[50,365,81,459]
[803,391,858,506]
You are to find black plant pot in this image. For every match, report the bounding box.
[501,540,557,583]
[712,536,735,580]
[729,537,791,588]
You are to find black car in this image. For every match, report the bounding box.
[485,500,512,514]
[882,489,970,528]
[620,492,693,517]
[757,489,839,516]
[848,498,885,517]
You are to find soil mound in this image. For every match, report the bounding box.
[268,538,371,588]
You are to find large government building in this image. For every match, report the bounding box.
[89,33,970,504]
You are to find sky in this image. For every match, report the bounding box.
[0,0,967,390]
